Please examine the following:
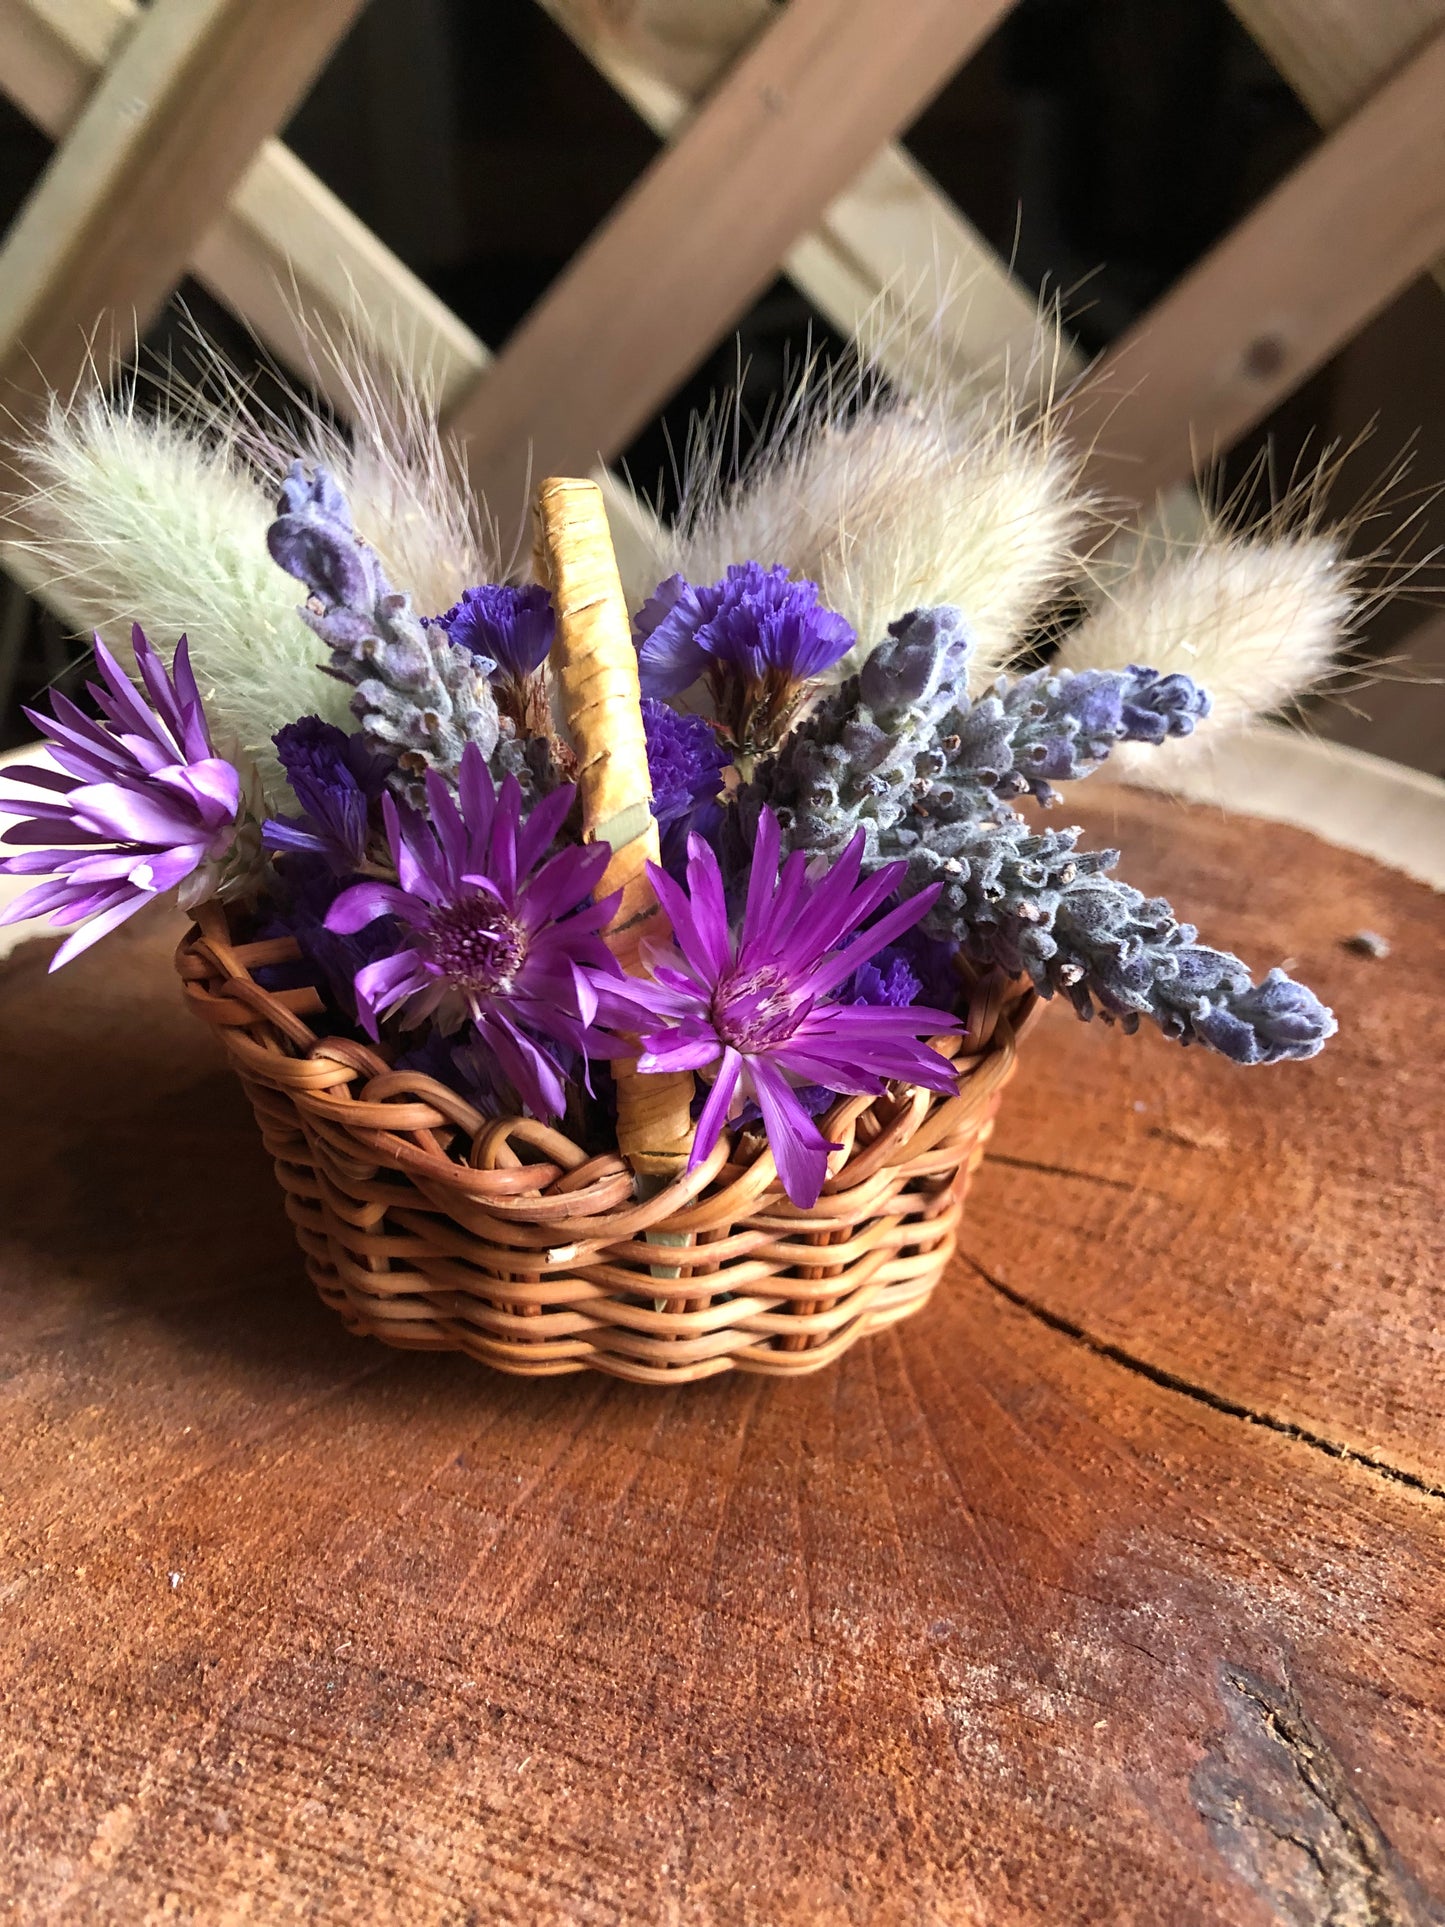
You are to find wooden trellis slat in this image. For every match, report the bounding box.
[533,0,1083,400]
[447,0,1023,536]
[1073,24,1445,509]
[0,0,1441,763]
[0,0,370,416]
[1228,0,1445,123]
[0,0,487,417]
[1230,0,1445,311]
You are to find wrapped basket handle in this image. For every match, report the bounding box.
[533,477,695,1182]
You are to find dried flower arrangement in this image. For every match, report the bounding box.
[0,351,1346,1379]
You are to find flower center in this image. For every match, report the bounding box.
[712,963,804,1052]
[426,896,527,997]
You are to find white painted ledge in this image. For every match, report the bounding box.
[1094,722,1445,892]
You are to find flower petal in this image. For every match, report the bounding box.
[515,780,575,876]
[65,780,200,846]
[746,1057,839,1208]
[803,885,944,998]
[688,1047,742,1170]
[636,1020,722,1074]
[48,889,151,969]
[635,575,711,698]
[484,1010,567,1121]
[741,806,781,943]
[682,833,731,979]
[326,881,416,933]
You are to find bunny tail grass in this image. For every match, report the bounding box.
[1058,524,1355,765]
[10,390,350,797]
[615,351,1093,688]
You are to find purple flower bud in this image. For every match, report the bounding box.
[264,716,392,875]
[1194,967,1337,1064]
[636,564,854,752]
[267,463,381,611]
[859,606,974,715]
[434,583,556,684]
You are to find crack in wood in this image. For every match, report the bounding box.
[1192,1666,1438,1927]
[982,1151,1142,1192]
[960,1256,1445,1504]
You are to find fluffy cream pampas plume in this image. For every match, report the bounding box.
[11,391,349,797]
[9,358,499,802]
[616,368,1091,688]
[1057,525,1355,760]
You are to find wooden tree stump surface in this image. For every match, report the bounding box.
[1,792,1440,1926]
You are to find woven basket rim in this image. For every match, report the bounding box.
[176,896,1041,1230]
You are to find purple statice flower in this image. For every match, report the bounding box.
[849,947,924,1009]
[0,626,241,969]
[642,698,730,827]
[263,716,392,875]
[252,854,399,1025]
[433,583,555,686]
[391,1026,518,1118]
[323,743,620,1120]
[590,808,961,1207]
[635,564,855,755]
[642,696,730,873]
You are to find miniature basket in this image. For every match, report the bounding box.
[175,479,1038,1383]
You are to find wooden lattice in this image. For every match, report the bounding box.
[1,0,1443,723]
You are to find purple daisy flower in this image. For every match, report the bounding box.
[590,808,961,1207]
[0,626,241,969]
[635,564,855,755]
[264,715,392,875]
[434,584,555,685]
[323,743,620,1120]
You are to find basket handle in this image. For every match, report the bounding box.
[533,476,696,1182]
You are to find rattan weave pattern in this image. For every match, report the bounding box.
[176,903,1037,1384]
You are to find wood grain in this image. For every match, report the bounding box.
[969,788,1445,1489]
[1072,25,1445,509]
[0,795,1440,1923]
[447,0,1020,542]
[1228,0,1445,124]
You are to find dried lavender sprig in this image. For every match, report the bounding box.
[891,814,1333,1063]
[750,607,1333,1062]
[764,606,1209,857]
[952,661,1209,807]
[267,464,500,797]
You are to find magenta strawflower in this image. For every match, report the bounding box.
[324,743,620,1120]
[590,808,961,1206]
[0,626,242,969]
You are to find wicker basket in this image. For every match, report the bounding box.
[175,479,1038,1383]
